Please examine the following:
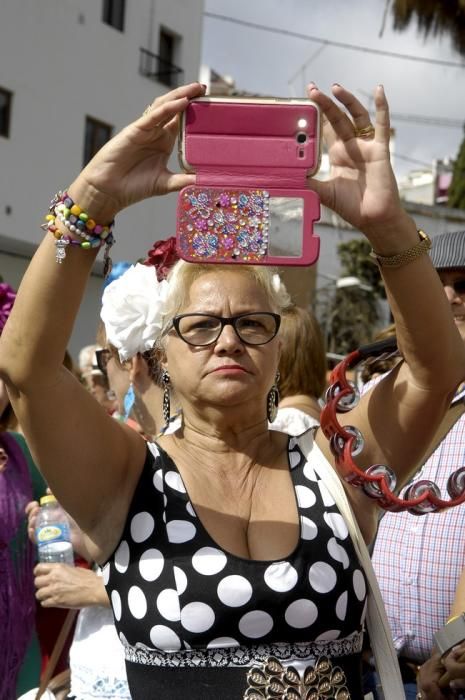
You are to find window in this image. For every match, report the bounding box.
[102,0,125,31]
[83,117,113,166]
[158,28,178,87]
[0,88,13,138]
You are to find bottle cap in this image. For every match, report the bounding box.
[39,494,57,506]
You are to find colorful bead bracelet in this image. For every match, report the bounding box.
[42,191,114,275]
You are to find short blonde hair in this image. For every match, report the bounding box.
[160,261,292,338]
[278,305,327,400]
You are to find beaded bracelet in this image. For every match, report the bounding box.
[320,336,465,514]
[42,191,115,276]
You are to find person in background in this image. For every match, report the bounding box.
[78,343,117,415]
[275,304,327,431]
[0,281,48,699]
[371,229,465,700]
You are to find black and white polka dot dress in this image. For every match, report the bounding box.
[102,433,367,699]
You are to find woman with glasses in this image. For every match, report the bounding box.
[0,81,464,699]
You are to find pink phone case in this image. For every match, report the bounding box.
[176,98,321,266]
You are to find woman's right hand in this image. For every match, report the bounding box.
[68,82,206,220]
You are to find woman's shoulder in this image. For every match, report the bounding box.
[270,406,319,436]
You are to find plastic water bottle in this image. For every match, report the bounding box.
[35,495,74,565]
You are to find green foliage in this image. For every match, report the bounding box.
[448,130,465,210]
[313,237,385,357]
[391,0,465,56]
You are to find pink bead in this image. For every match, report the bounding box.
[94,225,103,235]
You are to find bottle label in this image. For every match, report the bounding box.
[36,523,70,545]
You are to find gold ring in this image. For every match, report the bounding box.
[354,124,375,139]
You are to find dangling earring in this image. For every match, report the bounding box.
[162,370,171,427]
[123,383,135,421]
[267,371,280,423]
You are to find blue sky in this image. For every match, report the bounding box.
[202,0,465,178]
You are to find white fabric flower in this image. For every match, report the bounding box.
[100,263,169,361]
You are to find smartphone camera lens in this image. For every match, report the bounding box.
[296,132,307,144]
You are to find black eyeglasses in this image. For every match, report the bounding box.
[171,312,281,347]
[95,348,112,375]
[445,279,465,296]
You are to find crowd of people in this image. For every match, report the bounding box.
[1,80,465,700]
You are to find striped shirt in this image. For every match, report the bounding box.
[371,391,465,663]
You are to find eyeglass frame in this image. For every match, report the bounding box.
[95,348,112,375]
[170,312,281,347]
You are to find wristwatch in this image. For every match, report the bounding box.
[370,229,432,268]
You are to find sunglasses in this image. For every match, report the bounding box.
[439,277,465,296]
[94,348,112,375]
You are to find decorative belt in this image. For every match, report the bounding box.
[245,655,350,699]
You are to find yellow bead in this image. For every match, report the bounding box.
[70,204,81,216]
[53,232,62,240]
[87,219,96,230]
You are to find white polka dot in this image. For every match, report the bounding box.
[316,629,341,641]
[130,512,155,543]
[181,602,215,633]
[114,540,130,573]
[207,637,240,649]
[148,443,160,459]
[217,575,253,607]
[323,512,349,540]
[264,561,298,592]
[303,462,318,482]
[309,561,337,594]
[153,469,164,492]
[353,569,366,601]
[183,641,192,650]
[111,590,122,621]
[119,631,128,646]
[289,450,301,468]
[300,515,318,540]
[336,591,348,621]
[165,470,186,493]
[285,599,318,628]
[318,481,336,507]
[163,494,168,507]
[289,437,298,450]
[239,610,274,639]
[101,563,110,586]
[157,588,181,621]
[128,585,147,619]
[150,625,182,651]
[295,485,316,509]
[327,538,350,569]
[166,519,196,543]
[139,548,165,582]
[186,502,196,518]
[174,566,188,595]
[192,547,227,575]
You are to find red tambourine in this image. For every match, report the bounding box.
[320,336,465,514]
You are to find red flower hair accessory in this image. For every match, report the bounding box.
[144,237,179,281]
[0,282,16,335]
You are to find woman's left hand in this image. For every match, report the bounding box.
[306,83,404,238]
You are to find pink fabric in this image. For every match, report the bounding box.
[0,432,35,700]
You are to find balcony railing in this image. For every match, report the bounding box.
[139,47,184,88]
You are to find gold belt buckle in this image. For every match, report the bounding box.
[244,655,351,699]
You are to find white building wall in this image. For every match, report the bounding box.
[0,0,204,358]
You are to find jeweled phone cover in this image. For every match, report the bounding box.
[176,97,321,266]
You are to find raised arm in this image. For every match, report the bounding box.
[0,83,206,558]
[308,84,465,529]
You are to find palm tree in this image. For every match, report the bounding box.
[390,0,465,56]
